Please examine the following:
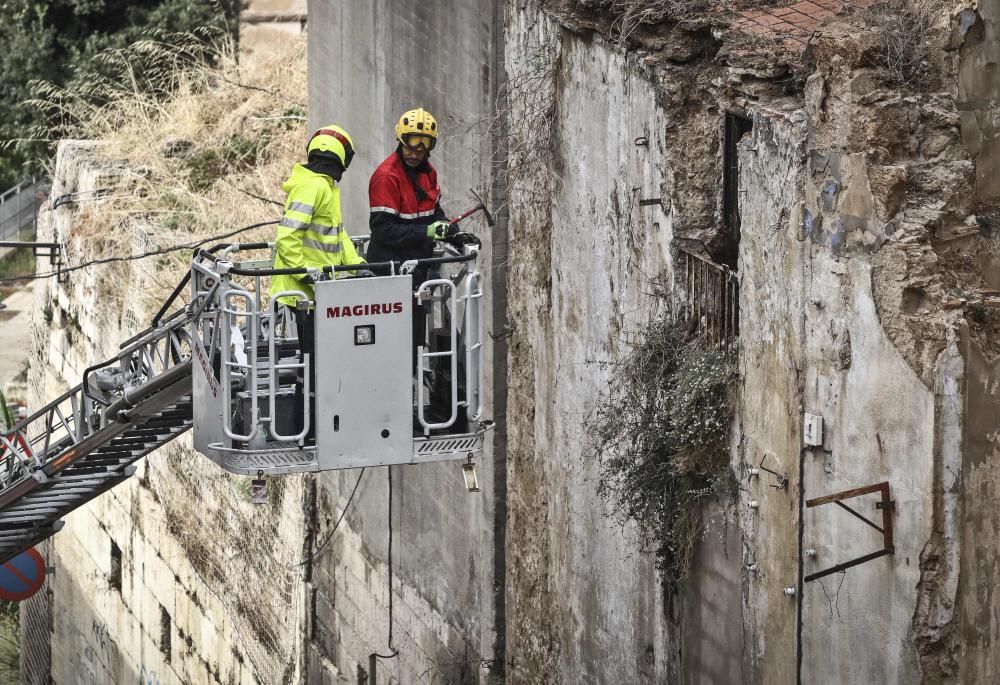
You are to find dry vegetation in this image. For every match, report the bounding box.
[44,34,307,311]
[587,305,737,587]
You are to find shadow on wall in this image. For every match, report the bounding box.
[680,503,743,684]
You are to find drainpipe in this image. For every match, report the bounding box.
[796,445,807,685]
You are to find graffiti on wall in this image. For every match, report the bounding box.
[140,665,161,685]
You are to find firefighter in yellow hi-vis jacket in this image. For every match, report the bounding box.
[270,124,368,438]
[270,124,366,307]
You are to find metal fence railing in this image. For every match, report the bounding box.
[679,247,739,354]
[0,178,44,241]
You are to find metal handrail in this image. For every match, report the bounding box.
[416,279,459,433]
[464,271,484,421]
[220,290,259,442]
[266,292,311,442]
[0,313,192,491]
[0,177,43,241]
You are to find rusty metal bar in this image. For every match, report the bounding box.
[685,252,691,323]
[804,549,893,583]
[878,481,894,551]
[676,246,739,353]
[804,480,894,583]
[806,482,886,508]
[834,501,883,534]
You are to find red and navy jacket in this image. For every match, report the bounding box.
[367,150,447,269]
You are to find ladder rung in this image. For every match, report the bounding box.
[0,501,73,514]
[51,473,116,483]
[0,511,61,523]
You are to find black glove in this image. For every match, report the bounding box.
[300,272,317,285]
[355,269,377,278]
[446,231,482,248]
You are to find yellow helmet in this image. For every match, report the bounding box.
[307,124,355,169]
[395,108,438,150]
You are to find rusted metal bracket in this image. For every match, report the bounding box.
[0,241,64,283]
[759,454,788,490]
[804,481,894,583]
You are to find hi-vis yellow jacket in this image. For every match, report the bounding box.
[269,164,365,307]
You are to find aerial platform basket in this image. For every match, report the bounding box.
[189,242,490,475]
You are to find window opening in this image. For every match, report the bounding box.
[159,604,171,662]
[722,112,753,262]
[109,539,122,592]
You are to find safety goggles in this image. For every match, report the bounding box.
[311,128,355,169]
[401,133,435,151]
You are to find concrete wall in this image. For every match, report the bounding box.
[956,332,1000,683]
[736,3,1000,679]
[307,1,502,681]
[735,112,807,685]
[502,3,715,681]
[957,0,1000,206]
[24,142,305,685]
[737,109,940,682]
[20,2,1000,684]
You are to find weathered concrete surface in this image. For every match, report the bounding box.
[308,1,501,681]
[0,285,34,391]
[956,0,1000,205]
[737,2,1000,679]
[680,504,743,685]
[798,255,936,684]
[240,0,306,56]
[955,332,1000,683]
[20,1,1000,683]
[504,3,699,681]
[737,111,808,685]
[23,141,304,685]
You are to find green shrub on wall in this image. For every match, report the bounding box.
[588,312,736,587]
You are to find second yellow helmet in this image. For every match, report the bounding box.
[395,108,438,150]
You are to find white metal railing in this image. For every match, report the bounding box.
[265,292,310,442]
[195,242,485,455]
[464,271,484,421]
[0,312,192,492]
[416,278,459,433]
[0,178,43,241]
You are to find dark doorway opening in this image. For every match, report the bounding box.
[715,112,753,269]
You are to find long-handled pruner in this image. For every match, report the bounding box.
[449,189,496,228]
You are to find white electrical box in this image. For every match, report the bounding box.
[314,275,413,469]
[804,413,824,447]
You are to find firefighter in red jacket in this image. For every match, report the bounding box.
[367,107,454,283]
[368,108,455,373]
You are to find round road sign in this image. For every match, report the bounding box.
[0,548,46,601]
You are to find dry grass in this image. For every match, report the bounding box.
[860,0,933,87]
[610,0,722,42]
[45,34,307,310]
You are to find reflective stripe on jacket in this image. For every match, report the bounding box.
[269,164,365,307]
[366,151,447,272]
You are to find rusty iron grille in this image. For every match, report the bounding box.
[679,247,739,354]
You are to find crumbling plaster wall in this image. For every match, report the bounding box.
[734,112,807,685]
[503,3,730,681]
[738,1,1000,681]
[957,0,1000,207]
[739,108,941,683]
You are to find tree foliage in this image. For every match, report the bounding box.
[0,0,238,188]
